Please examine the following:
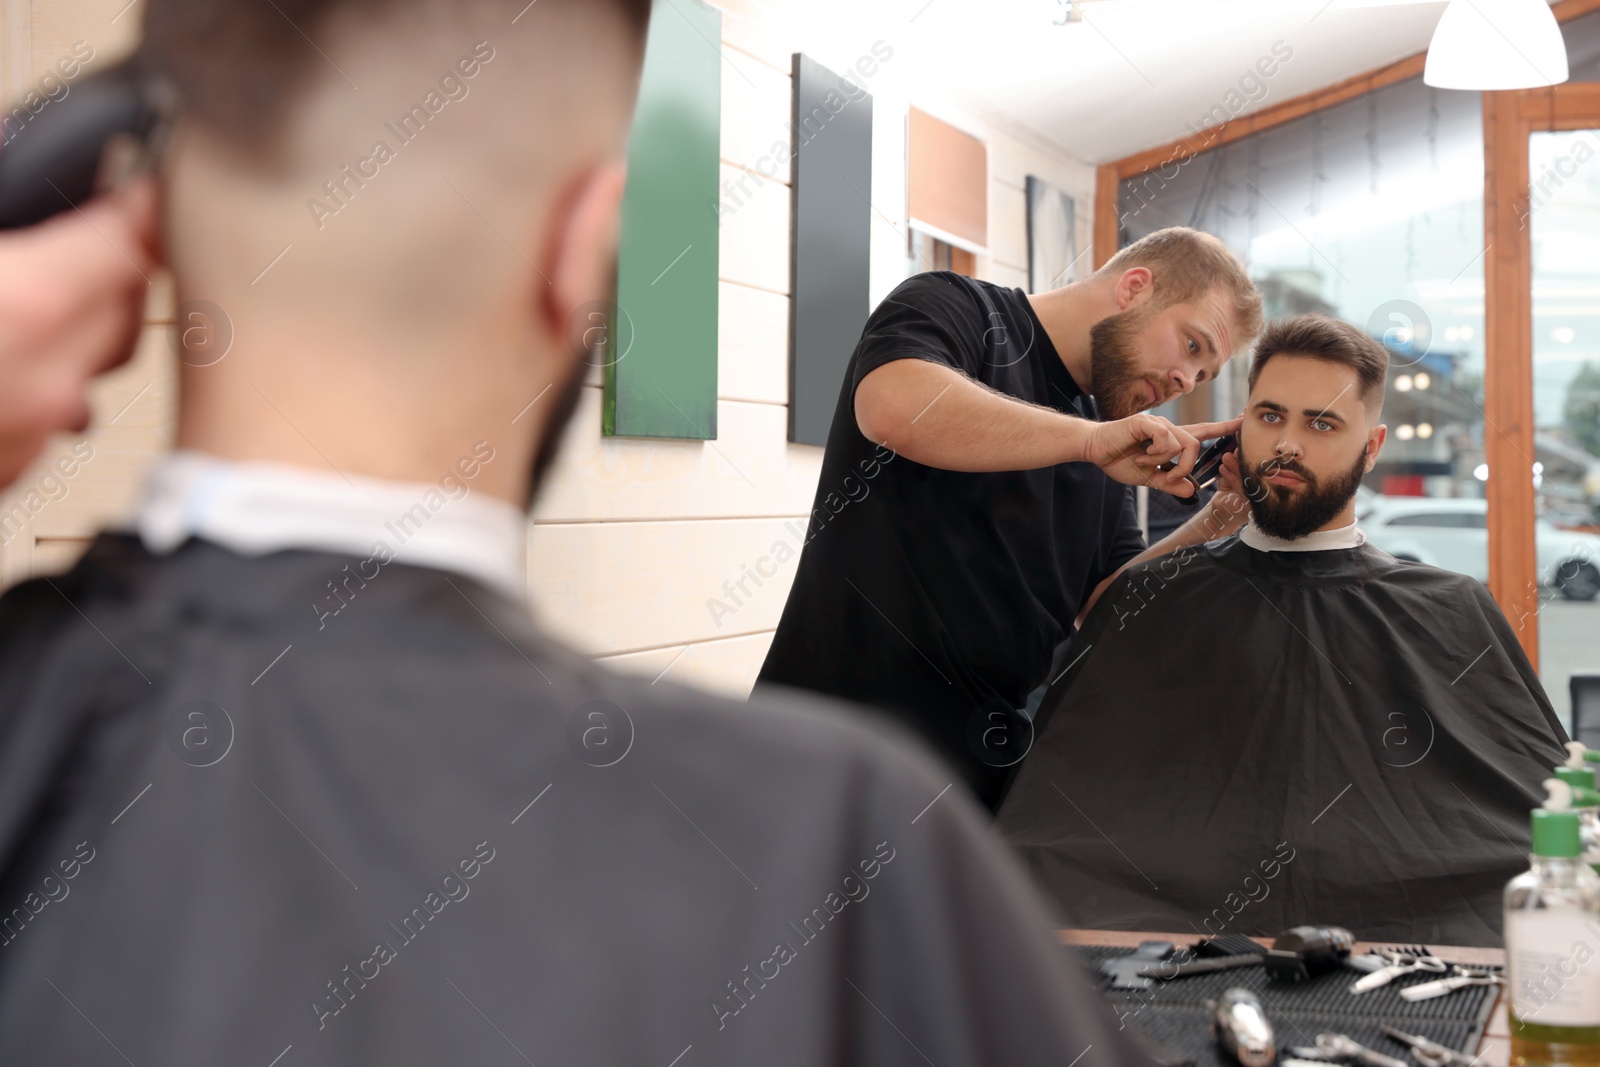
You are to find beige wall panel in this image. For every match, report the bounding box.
[597,629,774,699]
[534,388,819,523]
[988,138,1046,192]
[710,0,791,75]
[988,135,1095,202]
[982,260,1028,291]
[31,536,91,577]
[528,517,807,655]
[718,161,790,294]
[989,179,1028,272]
[718,280,788,405]
[29,325,174,537]
[988,137,1095,291]
[0,324,174,592]
[721,50,792,182]
[0,518,27,590]
[29,0,137,82]
[4,0,29,98]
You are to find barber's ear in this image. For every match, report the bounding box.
[1364,425,1388,473]
[1113,266,1153,310]
[539,160,628,339]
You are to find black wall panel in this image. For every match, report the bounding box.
[789,54,874,446]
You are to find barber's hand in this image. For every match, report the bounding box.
[1080,413,1240,498]
[0,177,158,490]
[1204,448,1252,536]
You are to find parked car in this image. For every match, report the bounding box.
[1363,496,1600,601]
[1355,485,1377,521]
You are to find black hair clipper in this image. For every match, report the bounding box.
[0,60,173,230]
[1166,432,1238,508]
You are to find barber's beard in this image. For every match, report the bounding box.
[1240,444,1369,541]
[1087,303,1167,421]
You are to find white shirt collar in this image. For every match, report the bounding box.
[133,450,527,602]
[1239,517,1367,553]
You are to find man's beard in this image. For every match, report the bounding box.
[1241,443,1369,541]
[524,355,587,509]
[524,274,621,509]
[1088,303,1167,420]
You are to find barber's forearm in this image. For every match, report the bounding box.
[854,359,1091,472]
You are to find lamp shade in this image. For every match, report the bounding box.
[1424,0,1569,90]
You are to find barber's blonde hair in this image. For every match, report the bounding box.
[1096,227,1263,353]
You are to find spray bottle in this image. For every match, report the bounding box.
[1506,781,1600,1067]
[1555,745,1600,876]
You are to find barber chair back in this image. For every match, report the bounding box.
[1573,672,1600,751]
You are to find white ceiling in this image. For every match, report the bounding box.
[902,0,1461,163]
[790,0,1561,165]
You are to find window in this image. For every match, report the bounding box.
[1116,77,1485,508]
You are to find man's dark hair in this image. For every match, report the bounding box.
[1247,313,1390,413]
[139,0,651,158]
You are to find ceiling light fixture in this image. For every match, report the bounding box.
[1424,0,1569,90]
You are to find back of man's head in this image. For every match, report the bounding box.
[141,0,650,170]
[140,0,650,503]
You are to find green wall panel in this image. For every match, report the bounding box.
[603,0,721,439]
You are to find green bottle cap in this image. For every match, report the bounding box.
[1555,766,1600,796]
[1533,809,1583,857]
[1587,751,1600,764]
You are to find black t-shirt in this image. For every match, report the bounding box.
[758,271,1144,809]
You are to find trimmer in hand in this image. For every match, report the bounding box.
[1155,433,1238,508]
[0,60,174,230]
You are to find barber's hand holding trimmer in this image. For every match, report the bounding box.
[0,176,157,490]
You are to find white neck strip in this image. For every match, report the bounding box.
[133,450,528,602]
[1239,518,1367,553]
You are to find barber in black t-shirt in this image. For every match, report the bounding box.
[757,226,1266,811]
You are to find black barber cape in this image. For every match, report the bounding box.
[0,535,1153,1067]
[996,536,1568,948]
[759,271,1144,811]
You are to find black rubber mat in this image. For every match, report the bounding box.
[1073,946,1500,1067]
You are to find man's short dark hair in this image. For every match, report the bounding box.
[1248,313,1390,413]
[139,0,651,157]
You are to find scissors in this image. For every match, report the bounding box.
[1349,950,1448,994]
[1379,1025,1480,1067]
[1315,1032,1409,1067]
